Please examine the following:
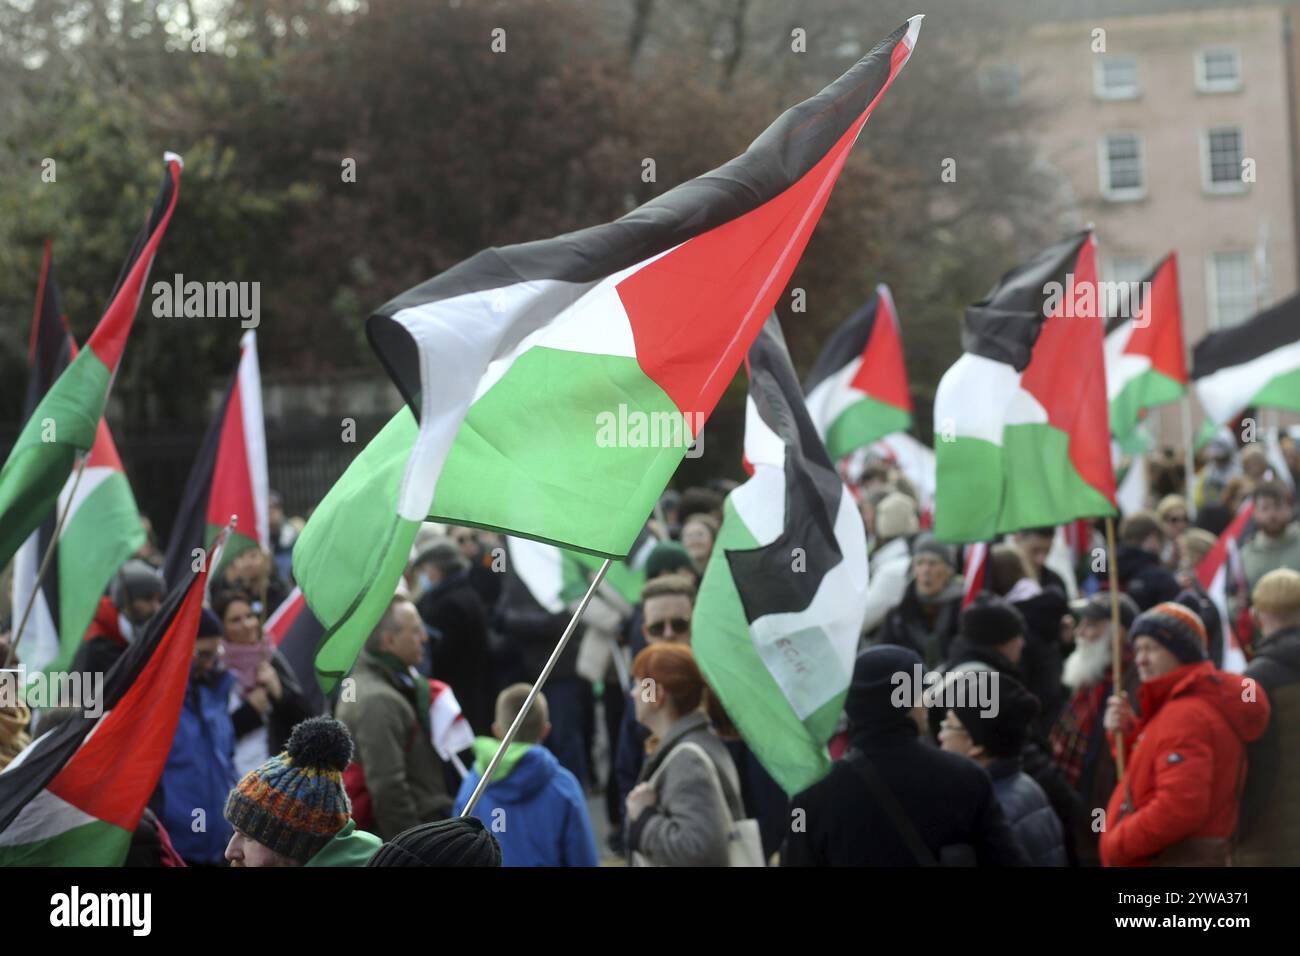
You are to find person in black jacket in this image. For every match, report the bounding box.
[877,537,964,669]
[70,559,164,676]
[1115,512,1180,611]
[940,595,1084,865]
[214,589,314,778]
[414,539,496,736]
[782,645,1028,866]
[940,674,1067,866]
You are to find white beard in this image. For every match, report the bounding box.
[1062,636,1111,690]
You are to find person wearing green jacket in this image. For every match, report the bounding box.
[223,716,382,867]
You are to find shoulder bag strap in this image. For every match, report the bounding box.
[843,749,938,867]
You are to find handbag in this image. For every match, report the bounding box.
[630,740,765,867]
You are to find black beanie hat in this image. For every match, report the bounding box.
[367,816,502,867]
[198,608,223,638]
[949,673,1039,759]
[960,594,1025,648]
[844,644,923,733]
[1130,601,1207,665]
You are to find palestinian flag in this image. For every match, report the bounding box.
[0,153,181,571]
[693,315,868,796]
[0,531,218,865]
[162,330,269,587]
[11,249,143,675]
[933,231,1117,542]
[1104,253,1187,444]
[293,19,922,692]
[1196,500,1253,672]
[265,587,326,716]
[1192,291,1300,426]
[804,283,912,459]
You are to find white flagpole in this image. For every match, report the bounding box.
[460,558,612,817]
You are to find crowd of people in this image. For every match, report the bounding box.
[1,431,1298,867]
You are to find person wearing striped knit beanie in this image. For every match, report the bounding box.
[224,716,382,867]
[1098,602,1271,866]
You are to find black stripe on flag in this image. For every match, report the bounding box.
[802,290,881,395]
[1191,291,1300,380]
[98,163,181,319]
[726,316,844,623]
[161,367,237,589]
[368,19,914,412]
[963,230,1091,372]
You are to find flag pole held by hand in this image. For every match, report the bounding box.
[460,557,612,818]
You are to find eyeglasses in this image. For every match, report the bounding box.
[939,720,968,735]
[646,617,691,638]
[194,646,225,662]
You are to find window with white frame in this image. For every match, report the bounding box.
[979,62,1020,102]
[1094,55,1139,99]
[1196,48,1242,92]
[1099,133,1145,200]
[1208,251,1256,328]
[1203,127,1246,192]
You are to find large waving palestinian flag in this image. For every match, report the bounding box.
[1105,253,1187,445]
[934,231,1116,542]
[0,153,181,571]
[0,532,217,865]
[1192,291,1300,426]
[694,315,868,796]
[162,330,269,587]
[293,18,921,692]
[804,283,912,459]
[11,248,144,675]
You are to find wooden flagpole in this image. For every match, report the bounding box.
[1105,515,1125,779]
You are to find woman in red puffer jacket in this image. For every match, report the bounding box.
[1101,602,1270,867]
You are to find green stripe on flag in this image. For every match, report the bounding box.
[0,350,110,568]
[936,423,1115,542]
[1251,367,1300,415]
[52,472,144,674]
[825,395,911,460]
[0,819,131,867]
[1110,368,1185,444]
[429,348,685,558]
[693,497,844,797]
[293,410,421,693]
[564,550,646,605]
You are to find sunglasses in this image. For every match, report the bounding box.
[646,617,691,638]
[1166,514,1188,524]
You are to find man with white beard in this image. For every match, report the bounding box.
[1049,593,1140,866]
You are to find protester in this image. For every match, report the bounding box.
[624,643,746,866]
[367,817,502,867]
[1241,480,1300,593]
[939,675,1067,866]
[1155,495,1190,568]
[335,597,452,839]
[216,546,289,617]
[1048,593,1140,865]
[1114,512,1181,611]
[681,513,719,575]
[1101,602,1270,866]
[876,535,963,668]
[1013,527,1069,594]
[214,588,313,777]
[860,491,919,640]
[1237,569,1300,865]
[267,490,297,583]
[452,684,598,866]
[224,716,383,867]
[71,558,164,675]
[156,608,237,866]
[1193,436,1238,511]
[413,538,495,735]
[783,645,1027,866]
[983,542,1069,732]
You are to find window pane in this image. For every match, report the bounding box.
[1203,50,1239,83]
[1207,128,1242,184]
[1106,135,1142,190]
[1213,251,1256,327]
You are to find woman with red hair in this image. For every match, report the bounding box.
[624,643,746,866]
